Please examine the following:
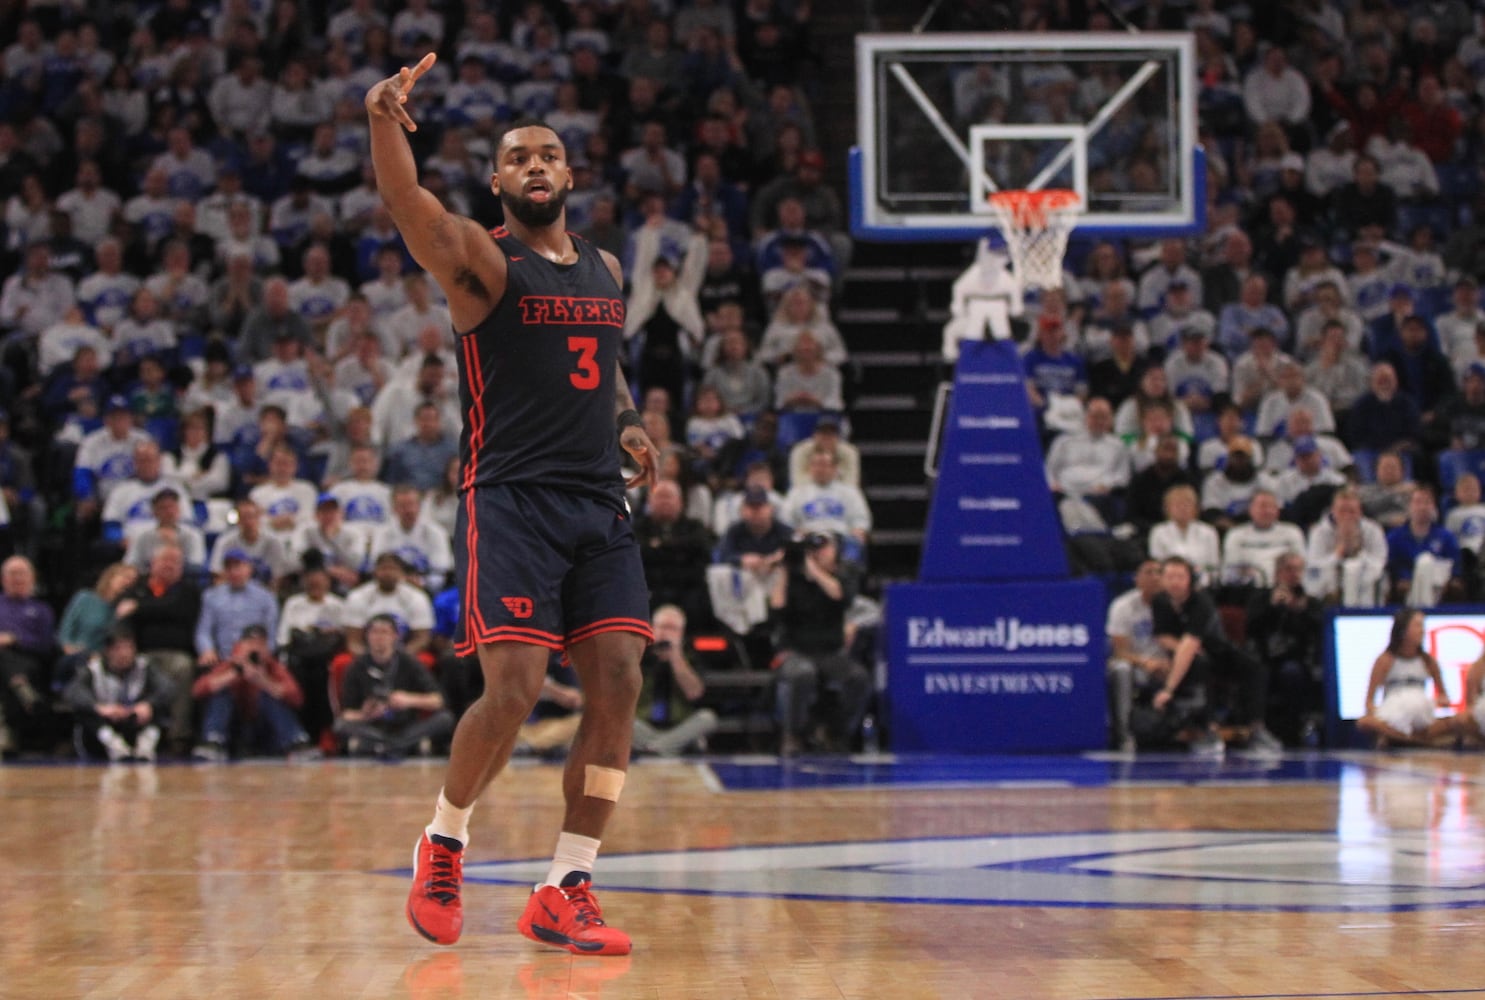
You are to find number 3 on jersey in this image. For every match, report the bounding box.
[568,336,599,390]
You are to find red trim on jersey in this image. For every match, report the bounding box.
[455,629,565,656]
[460,334,488,493]
[462,490,491,641]
[565,617,655,646]
[471,622,564,644]
[490,226,509,238]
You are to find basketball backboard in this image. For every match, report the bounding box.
[851,32,1204,243]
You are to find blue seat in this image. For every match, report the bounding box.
[1396,202,1453,240]
[1415,286,1452,323]
[299,452,329,486]
[1437,163,1480,202]
[775,411,829,449]
[1351,449,1413,485]
[145,415,180,451]
[178,332,207,362]
[1438,450,1485,492]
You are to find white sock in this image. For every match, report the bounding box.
[542,832,600,888]
[426,789,473,848]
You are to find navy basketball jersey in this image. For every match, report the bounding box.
[456,228,627,508]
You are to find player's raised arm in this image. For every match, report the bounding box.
[365,54,490,287]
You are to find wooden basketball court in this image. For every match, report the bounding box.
[6,751,1485,999]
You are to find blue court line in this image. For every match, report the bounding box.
[705,753,1363,791]
[379,868,1485,914]
[1086,990,1485,1000]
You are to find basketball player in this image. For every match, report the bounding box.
[366,53,659,957]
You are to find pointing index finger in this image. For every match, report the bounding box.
[406,52,437,84]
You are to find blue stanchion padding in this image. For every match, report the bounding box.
[920,338,1068,582]
[885,578,1108,753]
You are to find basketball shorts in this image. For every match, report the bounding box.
[454,483,653,656]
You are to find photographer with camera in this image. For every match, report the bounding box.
[633,605,718,756]
[769,530,871,755]
[334,614,453,758]
[190,623,318,761]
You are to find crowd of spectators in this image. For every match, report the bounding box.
[990,0,1485,752]
[0,0,885,760]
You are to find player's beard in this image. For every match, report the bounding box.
[501,184,569,228]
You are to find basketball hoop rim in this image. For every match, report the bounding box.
[986,189,1082,228]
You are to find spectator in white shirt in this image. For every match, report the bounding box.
[76,239,140,333]
[371,486,454,592]
[207,56,272,139]
[371,353,461,447]
[391,0,444,58]
[327,0,388,57]
[150,127,217,200]
[620,121,688,201]
[1306,120,1357,198]
[126,487,209,574]
[1221,489,1307,587]
[287,244,351,332]
[38,306,110,377]
[1136,239,1202,314]
[1283,242,1348,313]
[1365,121,1439,201]
[56,160,121,245]
[1445,473,1485,557]
[783,448,872,553]
[443,54,509,127]
[0,241,75,338]
[393,325,459,394]
[343,552,436,655]
[1164,327,1229,419]
[165,410,231,502]
[1437,277,1485,364]
[122,167,179,254]
[291,496,370,592]
[197,165,264,244]
[277,562,348,653]
[1273,435,1348,513]
[1303,487,1388,606]
[759,285,846,366]
[249,445,319,544]
[329,446,393,527]
[381,273,452,358]
[269,59,331,138]
[1105,559,1169,752]
[102,439,191,540]
[1046,397,1131,520]
[1242,46,1311,127]
[1148,484,1221,585]
[358,246,411,326]
[1201,436,1281,530]
[268,183,334,250]
[1255,361,1336,438]
[1264,406,1353,473]
[774,330,844,412]
[1294,280,1365,358]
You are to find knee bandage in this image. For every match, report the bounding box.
[583,765,626,802]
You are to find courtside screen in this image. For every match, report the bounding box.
[1326,610,1481,722]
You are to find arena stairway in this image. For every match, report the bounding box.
[838,241,970,588]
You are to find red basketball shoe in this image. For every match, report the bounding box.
[407,832,464,945]
[516,875,632,956]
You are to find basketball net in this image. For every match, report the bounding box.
[985,189,1081,293]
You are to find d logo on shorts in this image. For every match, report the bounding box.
[501,596,534,619]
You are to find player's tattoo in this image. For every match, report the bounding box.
[426,216,455,249]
